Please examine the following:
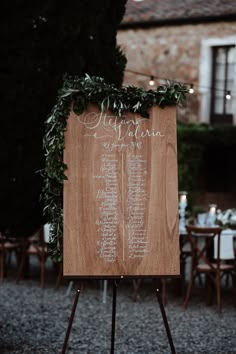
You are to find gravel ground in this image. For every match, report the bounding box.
[0,265,236,354]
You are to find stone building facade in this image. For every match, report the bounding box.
[117,0,236,209]
[118,0,236,125]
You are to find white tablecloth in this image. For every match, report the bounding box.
[214,228,235,260]
[44,223,51,243]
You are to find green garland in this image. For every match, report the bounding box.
[42,74,188,263]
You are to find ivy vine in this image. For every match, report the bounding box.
[41,74,188,263]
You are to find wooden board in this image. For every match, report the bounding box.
[63,105,180,277]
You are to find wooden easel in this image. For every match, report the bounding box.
[62,106,179,353]
[61,277,176,354]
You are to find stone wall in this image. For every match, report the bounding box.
[117,21,236,123]
[118,22,236,208]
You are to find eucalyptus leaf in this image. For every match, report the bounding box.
[41,75,188,262]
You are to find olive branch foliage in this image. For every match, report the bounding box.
[41,74,188,262]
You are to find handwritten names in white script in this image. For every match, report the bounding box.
[95,154,118,263]
[127,155,150,259]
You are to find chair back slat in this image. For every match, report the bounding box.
[184,224,235,313]
[186,225,222,271]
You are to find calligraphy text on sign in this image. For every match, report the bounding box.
[77,111,164,140]
[63,105,179,277]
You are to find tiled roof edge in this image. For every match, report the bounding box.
[119,13,236,29]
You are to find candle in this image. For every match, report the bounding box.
[209,204,217,214]
[179,192,187,206]
[209,206,216,214]
[179,191,187,233]
[207,204,217,226]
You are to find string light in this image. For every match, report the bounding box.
[125,69,236,96]
[189,84,194,94]
[149,76,155,86]
[225,90,231,100]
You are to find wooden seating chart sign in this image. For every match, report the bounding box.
[63,105,180,277]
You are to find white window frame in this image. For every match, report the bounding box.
[199,35,236,125]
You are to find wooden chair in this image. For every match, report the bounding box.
[0,232,21,280]
[183,225,236,313]
[16,226,49,288]
[179,233,192,296]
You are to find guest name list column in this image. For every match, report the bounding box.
[94,154,119,263]
[127,154,149,259]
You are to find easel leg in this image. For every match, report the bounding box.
[154,281,176,354]
[111,280,119,354]
[61,282,81,354]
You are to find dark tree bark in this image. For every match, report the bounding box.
[0,0,127,237]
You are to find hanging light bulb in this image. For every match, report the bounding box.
[149,76,155,86]
[189,84,194,94]
[225,90,231,100]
